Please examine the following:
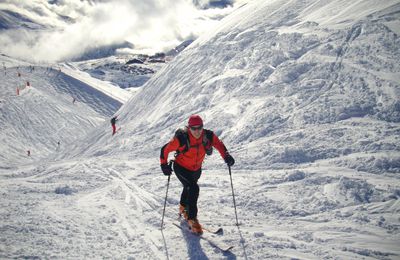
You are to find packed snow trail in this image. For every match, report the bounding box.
[2,156,399,259]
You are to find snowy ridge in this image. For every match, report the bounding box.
[60,62,131,103]
[1,0,400,259]
[69,55,165,91]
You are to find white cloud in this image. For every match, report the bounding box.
[0,0,250,62]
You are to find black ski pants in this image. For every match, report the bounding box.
[173,162,202,220]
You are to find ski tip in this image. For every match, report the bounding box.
[204,227,223,234]
[223,246,234,252]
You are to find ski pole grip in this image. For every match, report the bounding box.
[169,160,174,172]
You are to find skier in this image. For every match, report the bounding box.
[27,150,30,156]
[110,116,118,135]
[160,114,235,234]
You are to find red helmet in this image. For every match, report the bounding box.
[188,115,203,127]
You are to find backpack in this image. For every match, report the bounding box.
[110,117,117,125]
[175,128,213,156]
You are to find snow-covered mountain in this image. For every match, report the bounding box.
[1,0,400,259]
[67,0,400,168]
[69,55,167,91]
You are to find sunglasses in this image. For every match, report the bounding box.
[190,125,203,131]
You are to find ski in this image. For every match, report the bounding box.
[172,222,233,252]
[178,215,223,234]
[203,226,223,235]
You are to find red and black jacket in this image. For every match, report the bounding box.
[160,128,228,171]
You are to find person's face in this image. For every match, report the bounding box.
[189,125,203,139]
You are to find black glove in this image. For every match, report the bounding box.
[224,154,235,166]
[161,163,172,176]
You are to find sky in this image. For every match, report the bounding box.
[0,0,249,62]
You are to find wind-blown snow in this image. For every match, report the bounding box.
[1,0,400,259]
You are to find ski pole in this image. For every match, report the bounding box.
[228,165,239,226]
[161,174,170,229]
[161,161,173,229]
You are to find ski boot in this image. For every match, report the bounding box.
[187,218,203,235]
[179,204,189,220]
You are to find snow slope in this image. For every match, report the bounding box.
[1,0,400,259]
[60,62,131,103]
[0,55,124,167]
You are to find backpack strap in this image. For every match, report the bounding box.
[174,128,214,156]
[175,128,190,154]
[203,129,213,155]
[203,129,213,145]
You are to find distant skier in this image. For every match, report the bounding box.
[26,81,30,87]
[160,114,235,234]
[72,97,76,104]
[27,150,30,156]
[110,116,118,135]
